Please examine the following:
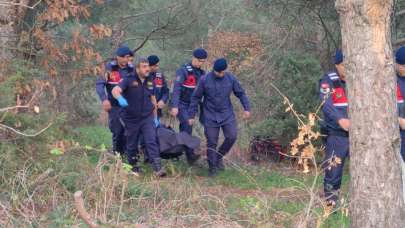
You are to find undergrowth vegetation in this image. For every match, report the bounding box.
[0,125,349,227]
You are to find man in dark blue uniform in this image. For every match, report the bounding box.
[148,55,169,118]
[396,46,405,161]
[319,49,350,209]
[95,46,134,155]
[188,58,251,176]
[170,48,208,165]
[140,55,169,163]
[112,58,166,177]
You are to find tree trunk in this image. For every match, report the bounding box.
[402,161,405,203]
[335,0,405,227]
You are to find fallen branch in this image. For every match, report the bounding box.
[0,105,30,113]
[74,191,99,228]
[0,122,52,137]
[0,82,45,113]
[0,0,42,9]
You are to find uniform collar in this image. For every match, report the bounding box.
[211,71,225,80]
[134,72,143,82]
[187,62,202,71]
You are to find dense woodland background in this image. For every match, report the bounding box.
[1,0,405,227]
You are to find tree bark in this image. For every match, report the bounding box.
[335,0,405,227]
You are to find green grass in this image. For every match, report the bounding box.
[322,211,350,228]
[72,125,112,148]
[0,124,352,227]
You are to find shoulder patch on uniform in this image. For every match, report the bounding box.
[104,71,110,80]
[147,79,154,89]
[327,72,339,80]
[320,83,330,94]
[185,65,193,72]
[176,75,181,82]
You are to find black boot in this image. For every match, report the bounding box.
[154,169,167,178]
[187,153,201,166]
[208,165,218,177]
[207,151,218,177]
[152,159,167,178]
[130,166,143,177]
[217,158,225,171]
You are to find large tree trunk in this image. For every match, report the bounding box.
[335,0,405,227]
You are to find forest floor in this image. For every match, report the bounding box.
[0,125,350,227]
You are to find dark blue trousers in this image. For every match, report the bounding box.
[178,104,197,160]
[323,135,349,203]
[124,115,161,171]
[108,106,126,154]
[204,120,238,168]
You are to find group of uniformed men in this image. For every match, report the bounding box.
[96,44,405,207]
[96,46,251,178]
[319,46,405,209]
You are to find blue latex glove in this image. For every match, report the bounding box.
[153,117,160,127]
[116,95,128,107]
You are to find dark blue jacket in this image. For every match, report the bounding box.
[118,72,155,122]
[397,74,405,137]
[171,62,205,108]
[319,71,348,131]
[149,71,169,104]
[188,71,250,127]
[95,60,134,106]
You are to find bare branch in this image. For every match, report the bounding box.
[0,0,42,9]
[0,105,30,113]
[74,191,100,228]
[132,27,162,53]
[119,4,179,21]
[0,122,52,137]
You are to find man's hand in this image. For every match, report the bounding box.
[102,100,112,112]
[154,117,160,128]
[188,118,195,126]
[170,107,179,117]
[242,111,251,120]
[117,95,128,107]
[399,118,405,130]
[157,100,165,109]
[338,118,350,131]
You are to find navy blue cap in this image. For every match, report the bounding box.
[335,49,343,64]
[193,48,208,59]
[147,55,160,66]
[213,58,228,72]
[116,46,133,57]
[396,46,405,65]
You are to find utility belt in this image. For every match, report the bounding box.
[326,128,349,138]
[179,87,194,104]
[320,120,349,138]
